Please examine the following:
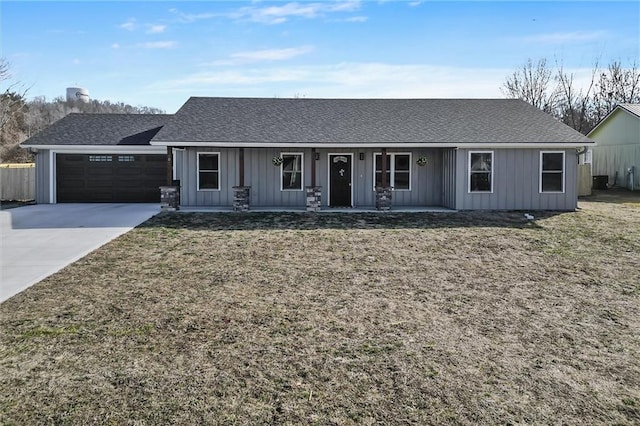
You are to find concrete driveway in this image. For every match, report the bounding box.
[1,204,159,302]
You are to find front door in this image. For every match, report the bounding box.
[329,154,352,207]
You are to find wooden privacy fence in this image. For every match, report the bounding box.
[0,163,36,201]
[577,164,592,197]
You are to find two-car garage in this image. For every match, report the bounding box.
[55,153,166,203]
[21,113,173,204]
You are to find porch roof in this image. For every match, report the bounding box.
[151,97,593,146]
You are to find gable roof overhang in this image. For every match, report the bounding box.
[587,104,640,137]
[23,145,166,154]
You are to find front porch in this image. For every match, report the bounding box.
[165,147,456,211]
[176,205,457,213]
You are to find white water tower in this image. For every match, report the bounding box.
[66,87,90,103]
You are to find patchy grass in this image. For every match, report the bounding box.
[2,195,640,425]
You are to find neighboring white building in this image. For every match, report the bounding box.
[588,104,640,190]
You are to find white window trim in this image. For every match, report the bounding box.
[197,151,221,191]
[539,151,565,194]
[468,150,494,194]
[372,152,412,191]
[280,152,304,191]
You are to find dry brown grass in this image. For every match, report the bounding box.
[2,192,640,425]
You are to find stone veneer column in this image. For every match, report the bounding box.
[375,186,392,211]
[306,186,322,212]
[159,186,180,211]
[232,186,251,211]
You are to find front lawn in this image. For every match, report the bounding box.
[1,197,639,424]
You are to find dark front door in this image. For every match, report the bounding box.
[329,154,352,207]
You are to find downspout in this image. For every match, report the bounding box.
[575,146,588,157]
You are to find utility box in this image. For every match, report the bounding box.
[592,175,608,190]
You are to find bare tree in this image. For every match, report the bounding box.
[592,61,640,122]
[555,60,599,134]
[503,58,640,134]
[1,59,27,131]
[501,58,559,114]
[0,59,32,162]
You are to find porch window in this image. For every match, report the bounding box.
[540,151,565,193]
[198,152,220,190]
[374,153,411,190]
[469,151,493,192]
[281,153,303,191]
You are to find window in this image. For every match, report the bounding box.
[374,153,411,190]
[281,153,303,191]
[540,151,565,193]
[198,153,220,190]
[89,155,112,162]
[469,151,493,192]
[118,155,135,162]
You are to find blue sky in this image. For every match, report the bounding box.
[2,1,638,113]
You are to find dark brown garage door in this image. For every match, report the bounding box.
[56,154,166,203]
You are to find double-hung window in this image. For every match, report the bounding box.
[198,152,220,190]
[540,151,565,193]
[469,151,493,192]
[281,153,303,191]
[374,153,411,190]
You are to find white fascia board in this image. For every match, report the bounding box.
[20,145,166,154]
[587,105,626,137]
[150,141,595,149]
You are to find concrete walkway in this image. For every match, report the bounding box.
[0,204,158,303]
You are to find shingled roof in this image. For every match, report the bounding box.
[151,97,592,145]
[22,113,172,147]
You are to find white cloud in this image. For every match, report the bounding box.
[408,1,423,6]
[235,1,361,24]
[344,16,367,22]
[524,31,607,44]
[170,1,362,25]
[211,46,314,66]
[147,24,167,34]
[136,41,178,49]
[119,19,136,31]
[169,8,218,23]
[72,59,81,65]
[148,62,600,100]
[111,43,121,49]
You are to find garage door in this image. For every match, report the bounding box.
[56,154,166,203]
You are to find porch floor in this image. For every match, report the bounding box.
[176,206,457,213]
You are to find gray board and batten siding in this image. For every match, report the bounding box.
[454,148,578,211]
[180,147,443,208]
[178,146,578,211]
[34,150,51,204]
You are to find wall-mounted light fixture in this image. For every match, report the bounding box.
[359,152,365,160]
[315,152,320,161]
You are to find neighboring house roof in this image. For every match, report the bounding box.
[587,103,640,136]
[619,103,640,118]
[22,113,172,147]
[151,97,593,146]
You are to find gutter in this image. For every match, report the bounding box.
[149,141,595,149]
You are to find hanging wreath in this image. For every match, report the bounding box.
[272,156,283,166]
[416,156,428,166]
